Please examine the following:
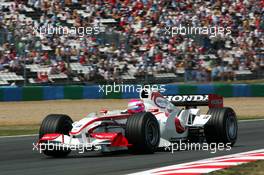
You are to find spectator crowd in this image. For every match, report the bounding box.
[0,0,263,84]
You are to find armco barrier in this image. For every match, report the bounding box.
[0,84,263,101]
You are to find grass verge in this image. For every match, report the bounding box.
[207,160,264,175]
[0,125,39,136]
[237,116,264,120]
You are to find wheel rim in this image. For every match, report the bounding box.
[145,120,159,146]
[226,115,237,140]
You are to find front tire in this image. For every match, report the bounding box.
[204,107,238,146]
[39,114,73,157]
[125,112,160,154]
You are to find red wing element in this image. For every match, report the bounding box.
[174,118,186,133]
[111,133,131,147]
[90,132,131,147]
[208,94,223,108]
[39,133,63,144]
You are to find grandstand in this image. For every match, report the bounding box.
[0,0,263,86]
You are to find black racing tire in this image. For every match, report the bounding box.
[187,128,203,143]
[39,114,73,157]
[204,107,238,146]
[125,112,160,154]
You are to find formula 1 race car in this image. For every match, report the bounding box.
[37,89,238,157]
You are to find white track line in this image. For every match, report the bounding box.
[129,149,264,175]
[238,118,264,122]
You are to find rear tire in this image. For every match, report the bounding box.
[39,114,73,157]
[204,107,238,146]
[125,112,160,153]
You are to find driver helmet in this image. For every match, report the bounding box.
[127,99,145,114]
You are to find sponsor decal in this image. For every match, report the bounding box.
[208,94,223,108]
[166,95,208,102]
[210,99,223,105]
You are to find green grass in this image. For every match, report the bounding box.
[207,160,264,175]
[0,125,39,136]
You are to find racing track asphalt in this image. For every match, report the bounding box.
[0,120,263,175]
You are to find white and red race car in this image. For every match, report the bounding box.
[37,89,238,157]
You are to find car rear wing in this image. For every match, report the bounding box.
[164,94,223,108]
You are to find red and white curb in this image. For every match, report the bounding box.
[130,149,264,175]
